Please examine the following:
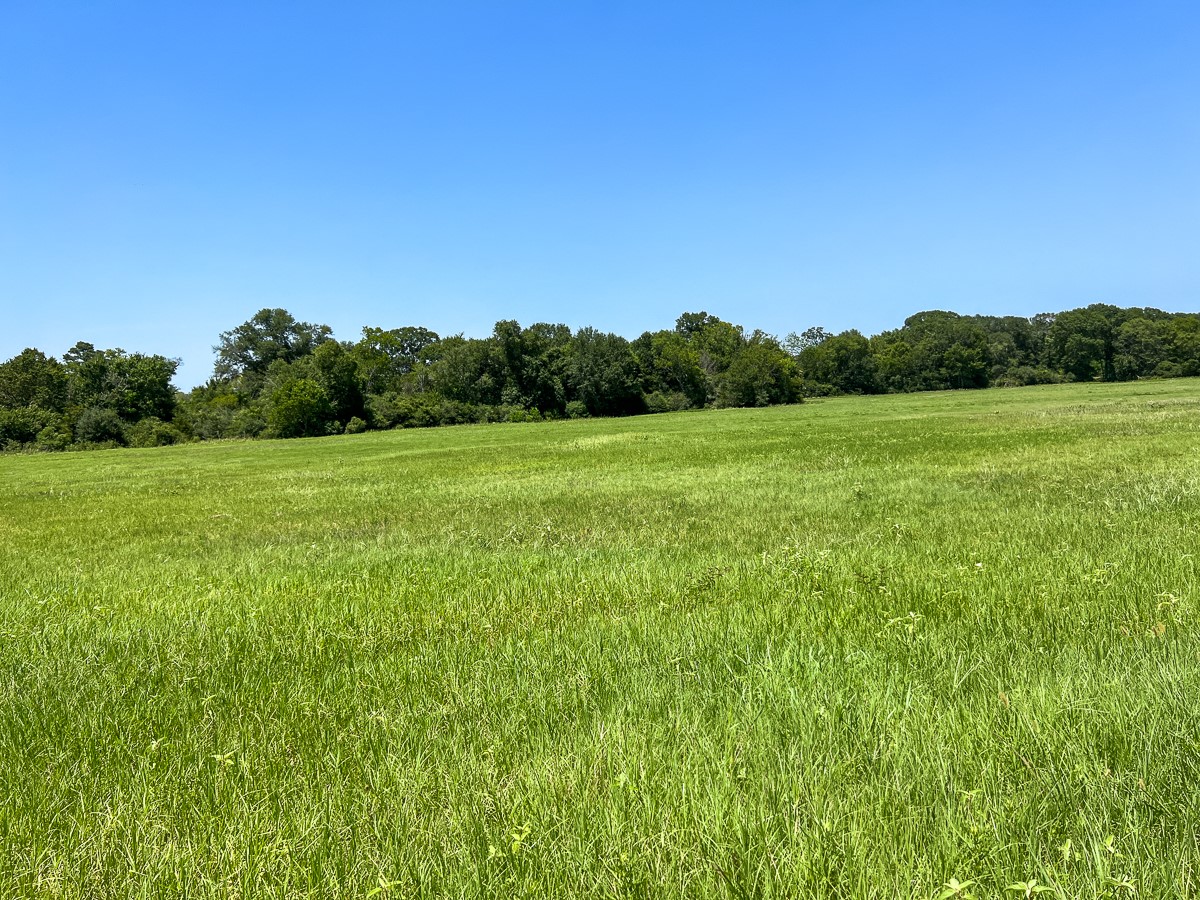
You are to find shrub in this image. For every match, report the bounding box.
[643,391,692,414]
[35,424,71,452]
[505,406,544,423]
[74,407,127,445]
[266,379,333,438]
[367,392,444,429]
[344,416,368,434]
[126,417,186,448]
[0,407,58,446]
[791,378,835,398]
[229,407,267,438]
[437,400,480,426]
[994,366,1066,387]
[565,400,589,419]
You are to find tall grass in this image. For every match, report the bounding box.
[2,379,1198,898]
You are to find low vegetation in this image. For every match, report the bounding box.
[2,378,1198,897]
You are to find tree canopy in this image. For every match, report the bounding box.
[3,301,1199,452]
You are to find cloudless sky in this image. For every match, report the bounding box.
[2,1,1198,387]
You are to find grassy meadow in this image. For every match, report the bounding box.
[2,379,1199,899]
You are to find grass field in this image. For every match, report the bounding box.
[2,379,1199,899]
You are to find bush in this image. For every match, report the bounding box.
[794,379,838,398]
[0,407,58,447]
[229,408,267,438]
[437,400,481,426]
[565,400,589,419]
[994,366,1066,387]
[175,393,238,440]
[126,417,186,448]
[36,424,72,452]
[503,406,544,423]
[344,416,368,434]
[266,379,333,438]
[368,392,437,429]
[367,392,447,429]
[74,407,127,445]
[643,391,692,414]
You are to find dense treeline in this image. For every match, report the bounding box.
[2,303,1198,450]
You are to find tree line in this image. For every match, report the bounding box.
[2,303,1198,451]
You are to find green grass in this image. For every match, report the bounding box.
[2,379,1199,899]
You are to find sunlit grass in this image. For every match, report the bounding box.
[2,379,1199,898]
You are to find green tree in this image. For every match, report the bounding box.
[783,327,831,357]
[1044,305,1124,381]
[1166,316,1200,376]
[351,325,440,394]
[309,341,366,424]
[266,378,334,438]
[0,407,60,447]
[568,328,643,416]
[428,336,502,406]
[73,406,127,445]
[214,309,332,381]
[897,311,991,390]
[0,349,67,411]
[800,330,878,394]
[715,334,798,407]
[632,330,707,408]
[63,343,179,421]
[1113,317,1169,380]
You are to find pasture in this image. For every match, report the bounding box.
[2,379,1199,898]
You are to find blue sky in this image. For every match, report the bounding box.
[2,1,1197,387]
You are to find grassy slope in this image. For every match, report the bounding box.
[1,380,1199,899]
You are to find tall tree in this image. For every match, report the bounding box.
[351,325,440,394]
[63,343,179,421]
[214,309,332,381]
[568,328,643,416]
[0,349,67,411]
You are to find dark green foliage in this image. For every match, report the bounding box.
[993,366,1065,387]
[367,392,445,429]
[73,406,127,445]
[229,407,268,439]
[63,343,179,421]
[633,330,708,408]
[5,301,1200,452]
[213,308,332,381]
[174,383,240,440]
[309,340,366,424]
[715,333,798,407]
[675,311,745,397]
[126,417,186,448]
[350,325,440,394]
[427,336,502,406]
[568,328,643,417]
[0,348,68,411]
[643,391,693,414]
[799,330,879,394]
[1112,317,1169,380]
[35,422,72,451]
[1045,305,1118,381]
[0,407,60,448]
[265,379,333,438]
[869,312,991,392]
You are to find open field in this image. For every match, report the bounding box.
[2,379,1199,898]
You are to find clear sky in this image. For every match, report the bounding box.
[2,1,1197,388]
